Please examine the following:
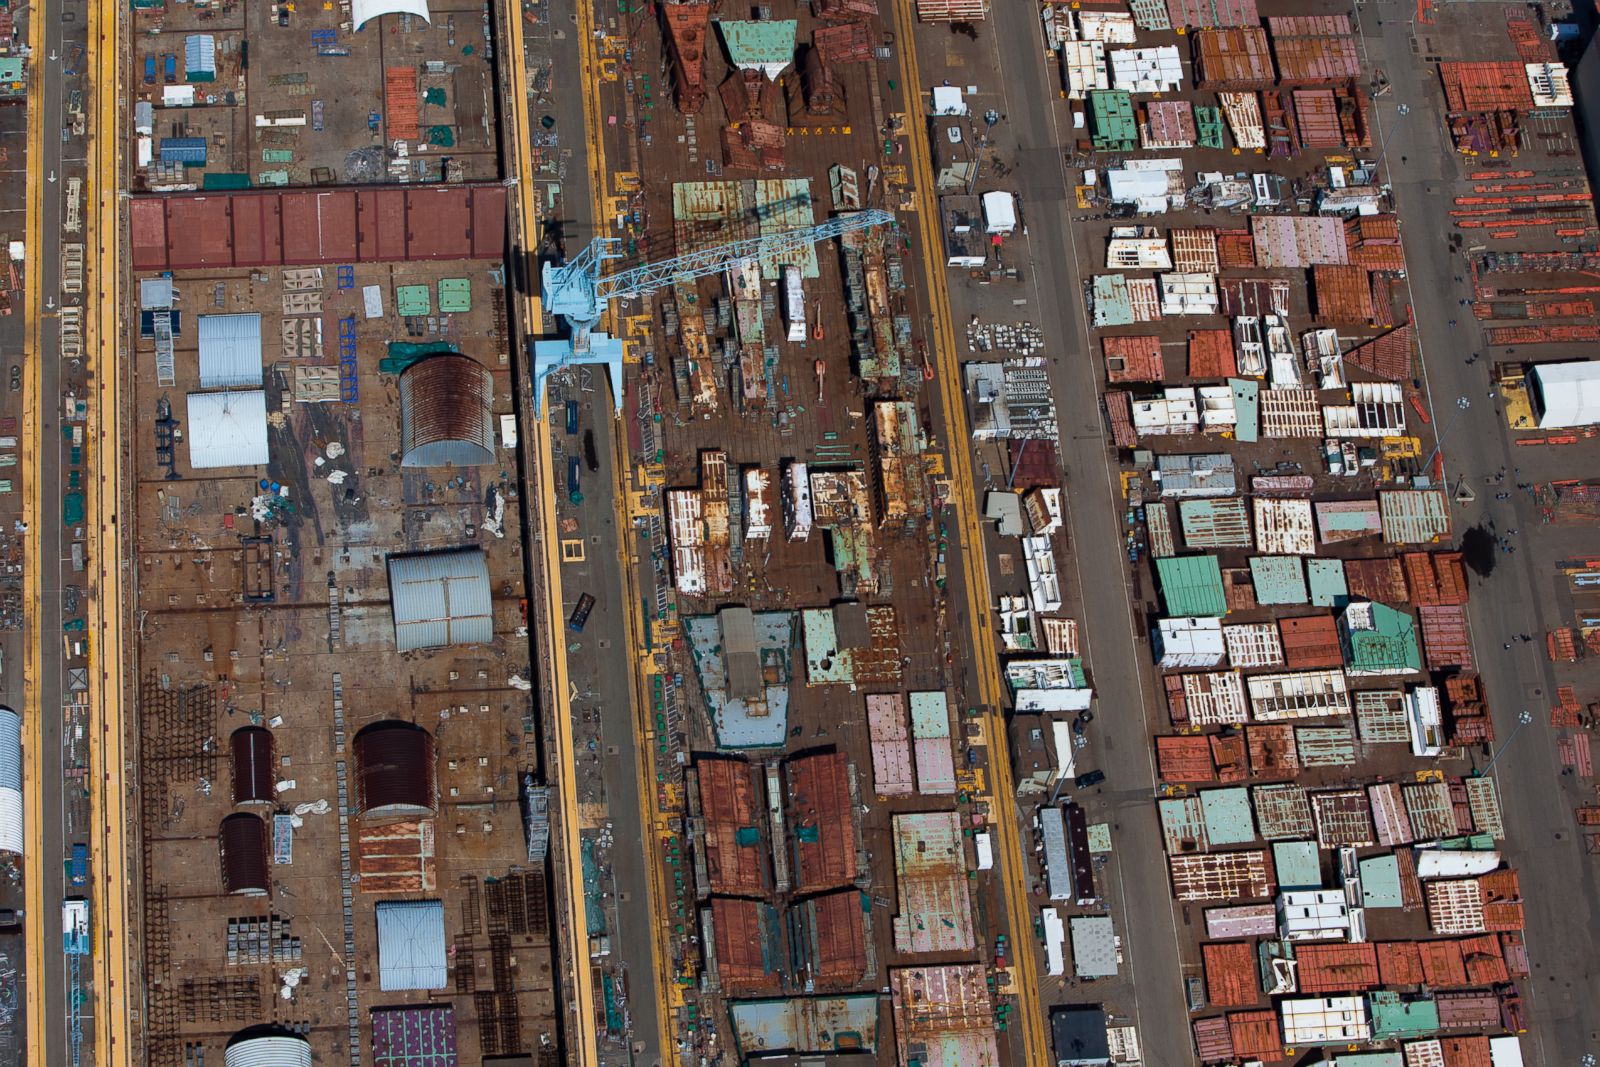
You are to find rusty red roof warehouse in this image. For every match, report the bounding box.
[230,726,275,806]
[219,813,270,896]
[128,184,509,271]
[353,721,438,817]
[785,750,859,892]
[399,355,497,468]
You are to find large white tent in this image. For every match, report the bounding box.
[1529,360,1600,428]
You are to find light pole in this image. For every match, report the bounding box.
[1421,396,1471,482]
[1375,102,1411,175]
[1476,709,1534,778]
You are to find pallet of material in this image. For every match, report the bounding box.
[1268,22,1360,87]
[1141,99,1197,150]
[1439,61,1534,113]
[916,0,987,22]
[1195,28,1276,91]
[384,67,420,142]
[1218,91,1266,149]
[1166,0,1257,29]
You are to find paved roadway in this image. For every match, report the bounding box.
[22,0,93,1062]
[518,5,664,1062]
[923,7,1197,1064]
[1359,8,1598,1064]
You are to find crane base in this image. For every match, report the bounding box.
[531,334,626,416]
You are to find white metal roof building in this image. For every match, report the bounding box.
[1070,914,1119,977]
[374,899,448,990]
[223,1032,314,1067]
[1279,996,1371,1045]
[387,549,494,651]
[186,391,269,469]
[1528,360,1600,428]
[197,313,263,389]
[352,0,430,30]
[0,706,21,856]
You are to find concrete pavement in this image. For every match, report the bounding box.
[1359,7,1600,1064]
[20,0,96,1061]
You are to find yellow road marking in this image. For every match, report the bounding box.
[890,1,1051,1060]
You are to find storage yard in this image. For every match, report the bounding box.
[120,1,561,1062]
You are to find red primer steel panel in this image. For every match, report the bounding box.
[1435,991,1502,1029]
[1216,229,1256,268]
[1440,62,1534,113]
[1188,329,1237,378]
[1458,933,1509,985]
[1439,1036,1493,1067]
[1293,89,1344,148]
[1157,734,1218,783]
[1377,941,1425,986]
[1278,614,1343,670]
[1008,438,1061,488]
[1203,940,1259,1007]
[1167,0,1258,29]
[1346,214,1406,271]
[787,751,858,892]
[1210,732,1248,782]
[1104,335,1166,382]
[1272,35,1361,87]
[1266,14,1352,35]
[129,186,509,270]
[1227,1010,1281,1059]
[1420,605,1475,672]
[385,67,420,141]
[710,897,779,994]
[1293,941,1379,993]
[1106,390,1138,449]
[1480,869,1524,931]
[1247,725,1299,780]
[696,758,766,896]
[1195,28,1276,91]
[1405,551,1469,605]
[1343,323,1415,381]
[1193,1016,1235,1062]
[1164,674,1188,727]
[1312,263,1375,323]
[1500,932,1530,976]
[1418,938,1469,987]
[805,889,868,985]
[1345,556,1409,604]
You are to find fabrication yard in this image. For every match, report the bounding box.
[119,3,560,1060]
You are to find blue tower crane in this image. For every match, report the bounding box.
[531,208,896,415]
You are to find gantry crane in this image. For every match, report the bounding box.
[532,208,896,413]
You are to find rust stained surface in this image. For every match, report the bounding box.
[355,819,437,894]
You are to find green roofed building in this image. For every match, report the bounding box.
[1250,555,1307,605]
[716,20,797,79]
[1156,555,1227,617]
[1340,601,1422,676]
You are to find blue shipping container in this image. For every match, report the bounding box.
[159,137,207,166]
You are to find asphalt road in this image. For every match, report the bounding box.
[536,14,663,1063]
[1359,8,1600,1064]
[946,8,1194,1064]
[23,0,93,1061]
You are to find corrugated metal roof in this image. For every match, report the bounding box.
[1272,840,1322,889]
[1359,854,1403,907]
[1201,787,1256,845]
[399,355,496,467]
[0,707,22,856]
[354,722,437,815]
[219,813,270,895]
[1069,915,1119,977]
[140,277,175,310]
[1306,558,1348,607]
[695,758,766,896]
[186,390,269,469]
[387,549,493,651]
[224,1035,313,1067]
[1156,554,1228,616]
[375,900,448,990]
[230,727,275,805]
[1250,555,1308,605]
[788,751,858,891]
